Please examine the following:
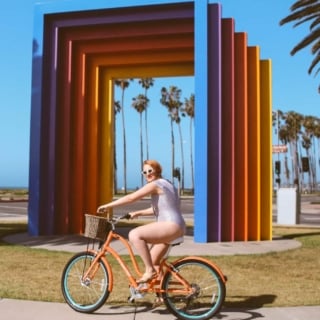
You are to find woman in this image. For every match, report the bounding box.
[97,159,185,283]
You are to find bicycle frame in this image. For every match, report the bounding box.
[81,227,226,298]
[82,229,144,293]
[62,215,227,319]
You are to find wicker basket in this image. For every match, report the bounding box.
[84,214,112,241]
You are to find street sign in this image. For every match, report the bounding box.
[272,145,288,153]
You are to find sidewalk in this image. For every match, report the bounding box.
[1,297,319,320]
[3,229,303,256]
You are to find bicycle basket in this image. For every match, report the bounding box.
[84,214,112,241]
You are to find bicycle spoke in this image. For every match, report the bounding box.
[61,252,110,313]
[162,259,226,320]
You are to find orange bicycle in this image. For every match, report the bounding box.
[61,213,227,320]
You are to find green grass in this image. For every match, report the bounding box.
[0,222,319,308]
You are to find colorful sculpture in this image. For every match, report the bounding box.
[29,0,272,242]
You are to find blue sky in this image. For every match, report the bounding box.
[0,0,319,188]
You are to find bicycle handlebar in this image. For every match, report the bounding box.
[119,213,131,220]
[101,212,131,225]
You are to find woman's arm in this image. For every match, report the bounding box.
[128,206,154,219]
[97,181,157,212]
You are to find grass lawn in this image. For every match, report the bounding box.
[0,221,319,308]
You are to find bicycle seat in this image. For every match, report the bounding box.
[168,236,184,246]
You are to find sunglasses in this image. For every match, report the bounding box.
[141,169,154,175]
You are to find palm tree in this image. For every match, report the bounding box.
[313,117,320,181]
[278,117,291,185]
[279,0,320,91]
[272,110,283,186]
[132,94,149,187]
[182,94,195,194]
[302,115,318,190]
[301,134,312,187]
[138,78,154,159]
[160,86,184,191]
[114,79,132,194]
[113,100,121,194]
[280,111,304,186]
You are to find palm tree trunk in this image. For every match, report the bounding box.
[189,118,194,194]
[144,88,149,160]
[294,142,299,186]
[121,90,127,194]
[311,137,317,191]
[139,113,143,187]
[306,151,312,191]
[299,141,305,187]
[170,119,175,182]
[178,123,185,194]
[284,155,290,185]
[113,119,118,194]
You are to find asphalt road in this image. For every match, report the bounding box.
[0,199,195,223]
[0,201,27,220]
[1,196,320,226]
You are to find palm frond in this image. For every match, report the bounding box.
[290,27,320,55]
[291,0,318,11]
[308,53,320,74]
[293,12,320,28]
[310,15,320,29]
[279,4,320,26]
[311,38,320,53]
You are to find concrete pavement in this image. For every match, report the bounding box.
[3,229,302,256]
[1,297,320,320]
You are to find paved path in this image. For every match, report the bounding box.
[1,298,319,320]
[4,230,302,256]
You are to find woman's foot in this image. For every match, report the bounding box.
[137,271,157,283]
[152,296,164,308]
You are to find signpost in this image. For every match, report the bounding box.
[272,145,287,153]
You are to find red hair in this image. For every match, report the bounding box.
[143,159,162,178]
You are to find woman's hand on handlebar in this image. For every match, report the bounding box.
[127,211,139,219]
[120,212,132,220]
[97,204,109,214]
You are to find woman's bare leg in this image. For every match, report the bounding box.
[150,243,170,267]
[129,222,183,275]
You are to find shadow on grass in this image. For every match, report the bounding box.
[0,222,27,243]
[223,294,277,309]
[280,231,320,240]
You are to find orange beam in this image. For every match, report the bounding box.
[247,46,261,241]
[260,59,273,240]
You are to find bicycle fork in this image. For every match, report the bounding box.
[81,251,106,287]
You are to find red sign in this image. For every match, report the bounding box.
[272,145,288,153]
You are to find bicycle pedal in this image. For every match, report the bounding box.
[137,283,148,291]
[129,285,146,301]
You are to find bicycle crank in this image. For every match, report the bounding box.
[128,284,147,302]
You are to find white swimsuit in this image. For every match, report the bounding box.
[151,179,186,234]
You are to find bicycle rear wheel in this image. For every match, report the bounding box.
[61,251,110,313]
[161,258,226,320]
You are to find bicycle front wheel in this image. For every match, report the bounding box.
[61,251,110,313]
[162,258,226,320]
